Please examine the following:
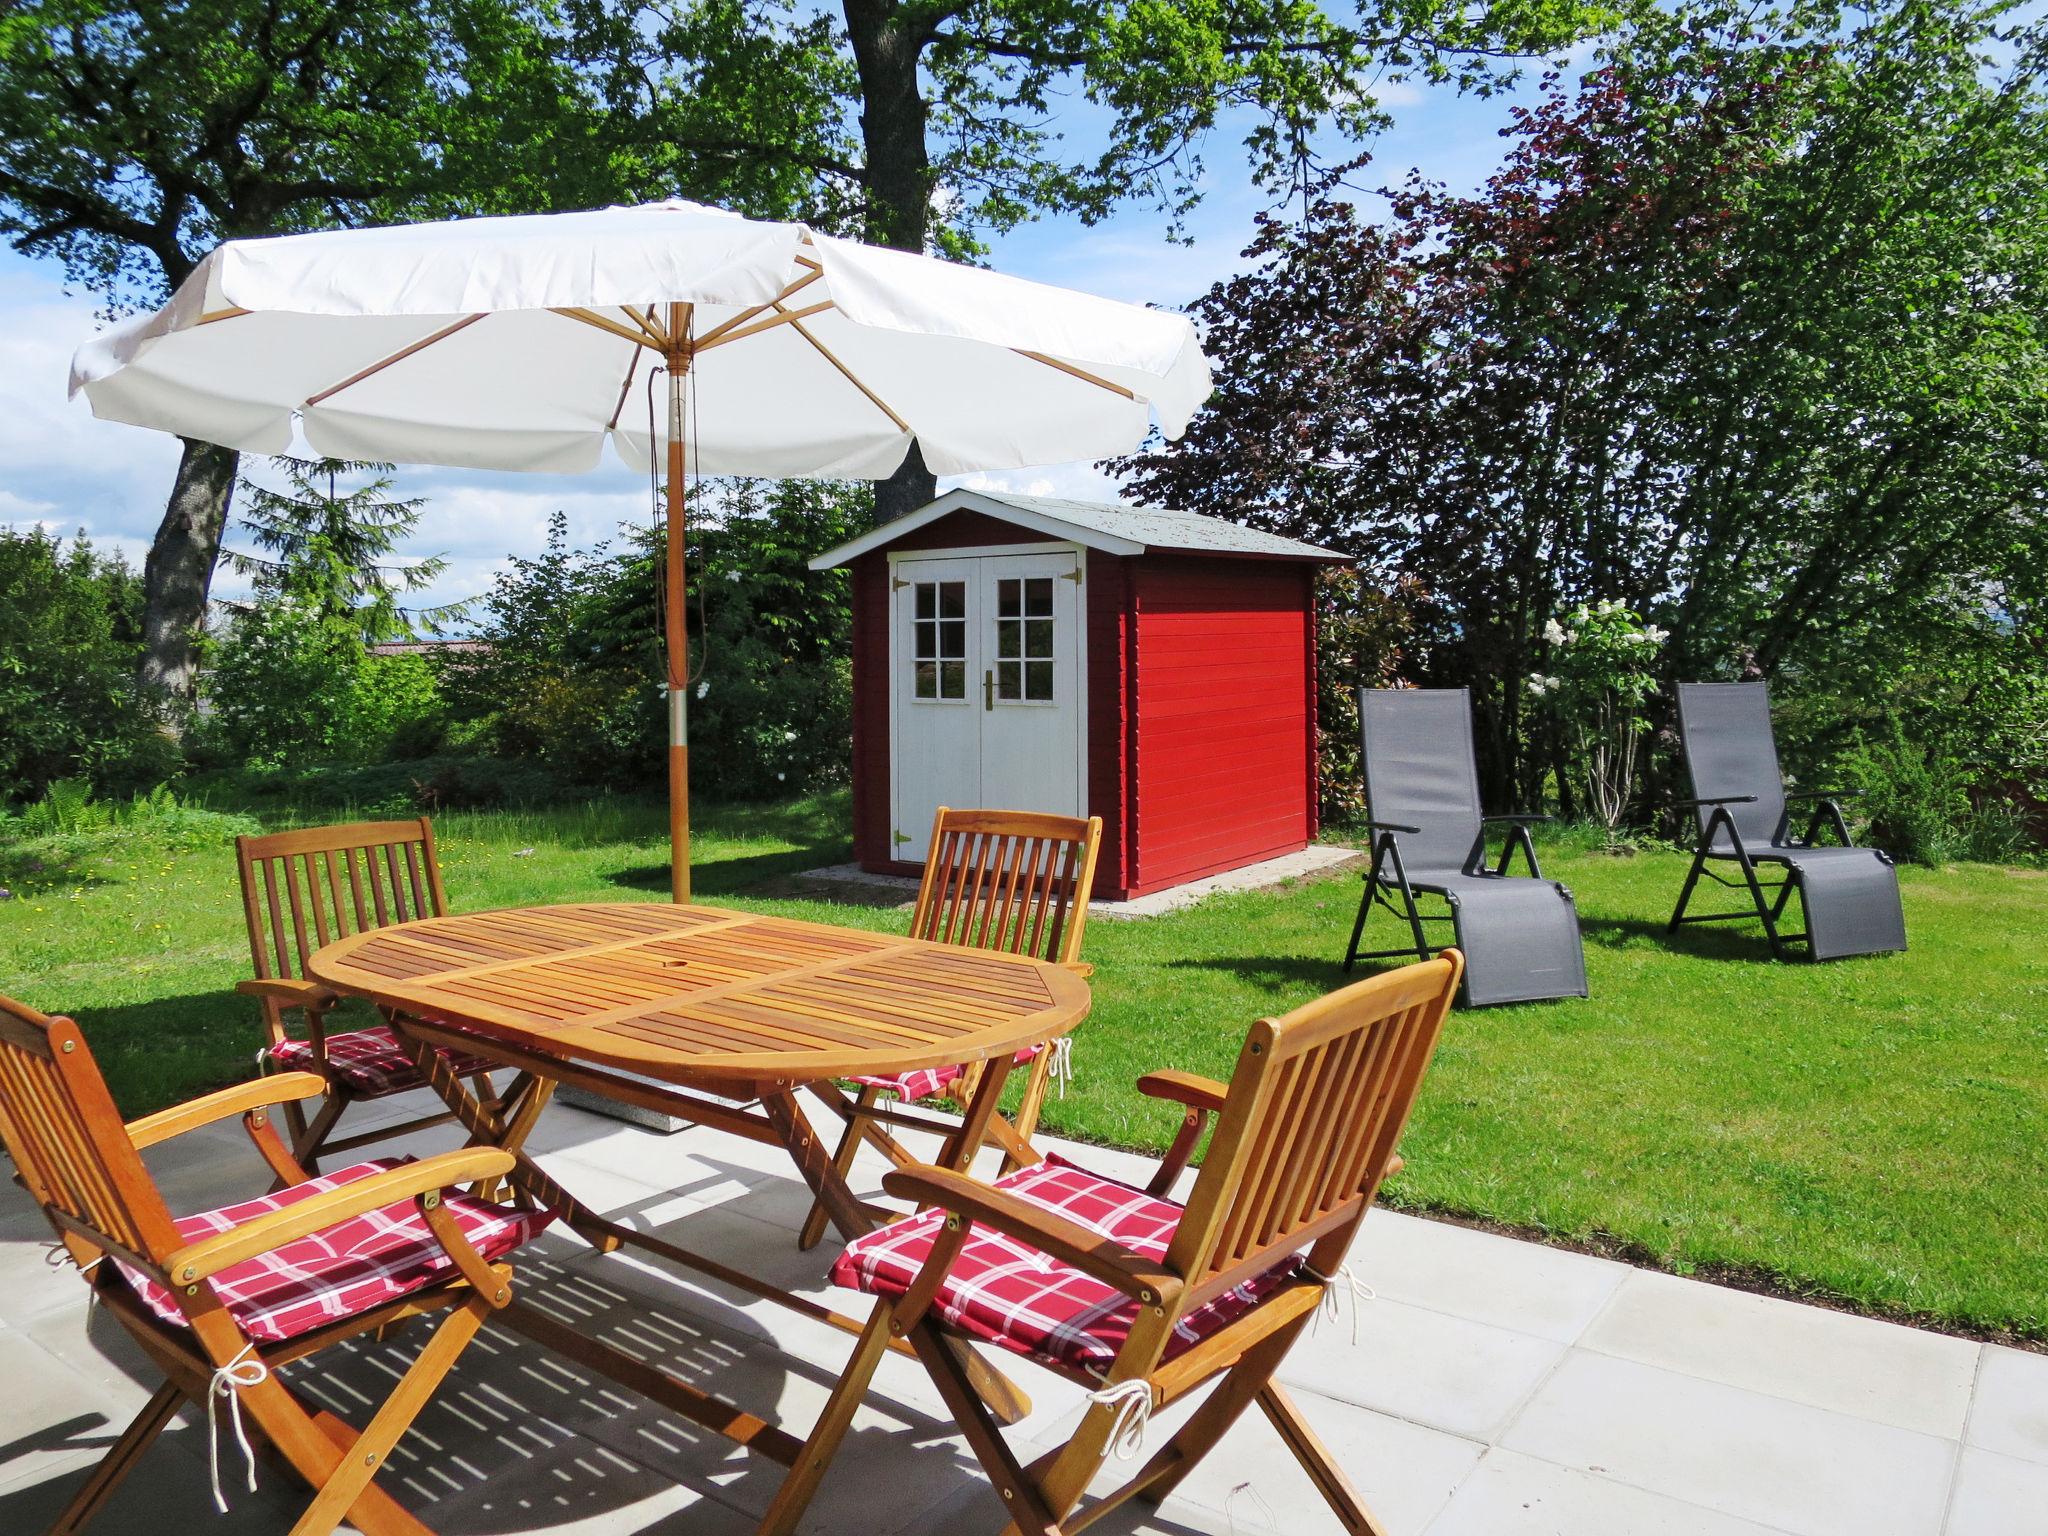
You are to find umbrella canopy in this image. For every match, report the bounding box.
[69,199,1214,900]
[69,199,1211,478]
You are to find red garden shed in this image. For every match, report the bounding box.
[810,489,1345,901]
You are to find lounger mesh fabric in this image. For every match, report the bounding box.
[849,1045,1042,1104]
[114,1157,551,1342]
[831,1155,1300,1374]
[1677,682,1907,959]
[265,1024,501,1097]
[1358,689,1589,1005]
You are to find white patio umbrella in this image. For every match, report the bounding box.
[70,199,1212,899]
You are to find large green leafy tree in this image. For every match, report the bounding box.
[1117,0,2048,817]
[0,2,557,714]
[590,0,1616,518]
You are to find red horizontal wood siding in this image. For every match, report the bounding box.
[1085,551,1133,899]
[1127,556,1315,894]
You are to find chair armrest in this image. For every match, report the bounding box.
[1668,795,1758,811]
[880,1164,1183,1308]
[1135,1070,1230,1114]
[236,977,341,1012]
[165,1147,516,1284]
[126,1073,330,1151]
[1364,820,1422,835]
[1784,790,1857,802]
[1061,961,1095,980]
[1482,813,1553,824]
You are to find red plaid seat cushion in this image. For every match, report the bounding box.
[850,1044,1043,1104]
[265,1025,500,1097]
[114,1158,550,1343]
[830,1157,1301,1375]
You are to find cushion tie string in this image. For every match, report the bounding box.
[1046,1036,1075,1098]
[207,1342,269,1512]
[1086,1376,1154,1460]
[1302,1261,1375,1347]
[43,1244,104,1316]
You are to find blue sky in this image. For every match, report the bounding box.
[0,50,1572,615]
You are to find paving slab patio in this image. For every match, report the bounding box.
[2,1089,2043,1536]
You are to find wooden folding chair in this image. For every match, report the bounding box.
[236,818,536,1172]
[763,950,1463,1536]
[797,806,1103,1251]
[0,990,552,1536]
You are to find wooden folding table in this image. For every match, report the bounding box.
[305,901,1090,1476]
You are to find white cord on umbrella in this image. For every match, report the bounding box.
[1086,1377,1155,1460]
[206,1342,269,1512]
[1302,1261,1375,1347]
[1046,1036,1075,1099]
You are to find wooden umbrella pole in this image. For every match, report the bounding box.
[666,305,694,902]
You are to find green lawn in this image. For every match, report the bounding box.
[3,791,2044,1342]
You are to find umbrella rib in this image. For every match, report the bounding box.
[694,300,834,353]
[198,307,249,325]
[1012,350,1137,401]
[694,268,827,348]
[552,307,665,349]
[303,313,488,407]
[617,304,670,347]
[783,310,910,434]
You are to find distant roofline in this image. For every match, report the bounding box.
[808,487,1347,569]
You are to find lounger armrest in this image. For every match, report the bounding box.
[1060,961,1095,980]
[1668,795,1757,811]
[165,1148,516,1284]
[236,977,341,1013]
[1482,813,1553,824]
[1364,820,1422,835]
[1783,790,1858,802]
[879,1164,1183,1308]
[126,1072,330,1150]
[1135,1069,1230,1113]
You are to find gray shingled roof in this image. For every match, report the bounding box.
[970,491,1343,560]
[809,487,1346,568]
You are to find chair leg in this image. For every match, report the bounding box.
[1341,851,1381,972]
[278,1293,491,1536]
[1666,840,1711,932]
[907,1321,1067,1536]
[1123,1311,1312,1514]
[798,1085,880,1252]
[291,1092,349,1176]
[1004,1050,1057,1178]
[755,1301,896,1536]
[45,1381,185,1535]
[1257,1383,1390,1536]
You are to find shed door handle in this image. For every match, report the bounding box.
[983,669,994,711]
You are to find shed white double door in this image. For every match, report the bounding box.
[891,550,1084,861]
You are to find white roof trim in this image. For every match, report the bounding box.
[809,488,1144,568]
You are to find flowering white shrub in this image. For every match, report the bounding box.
[1527,600,1665,839]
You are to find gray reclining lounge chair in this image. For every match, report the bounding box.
[1668,681,1907,960]
[1342,688,1589,1006]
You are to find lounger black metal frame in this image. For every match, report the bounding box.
[1341,687,1588,1006]
[1343,813,1554,967]
[1666,681,1906,961]
[1666,791,1864,958]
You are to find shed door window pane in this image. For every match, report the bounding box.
[912,580,966,699]
[994,576,1056,702]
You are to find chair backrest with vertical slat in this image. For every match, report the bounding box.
[910,808,1104,967]
[1164,953,1462,1309]
[236,818,447,985]
[0,992,181,1274]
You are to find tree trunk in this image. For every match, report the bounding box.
[844,0,937,520]
[138,437,239,715]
